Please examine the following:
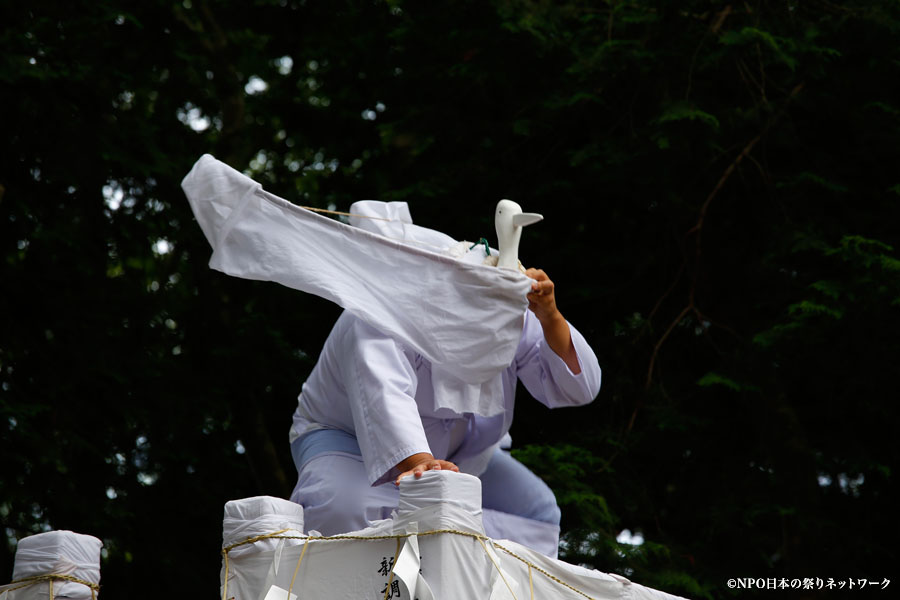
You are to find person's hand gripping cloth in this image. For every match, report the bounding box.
[181,155,531,413]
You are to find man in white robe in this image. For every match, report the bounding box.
[288,269,601,558]
[179,156,602,555]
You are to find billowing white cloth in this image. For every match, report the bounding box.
[221,471,689,600]
[0,531,102,599]
[347,199,519,418]
[181,155,532,420]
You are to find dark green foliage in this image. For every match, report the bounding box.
[2,1,898,598]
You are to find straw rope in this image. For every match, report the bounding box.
[268,196,534,270]
[292,203,494,256]
[298,205,392,222]
[221,528,294,600]
[220,528,601,600]
[492,540,598,600]
[286,537,310,599]
[6,574,99,599]
[478,538,518,600]
[382,538,403,600]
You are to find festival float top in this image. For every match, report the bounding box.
[0,485,689,600]
[219,471,687,600]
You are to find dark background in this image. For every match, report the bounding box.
[2,1,898,598]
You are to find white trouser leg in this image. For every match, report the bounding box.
[479,449,562,558]
[290,453,399,535]
[290,448,562,557]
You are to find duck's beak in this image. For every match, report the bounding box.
[513,212,543,227]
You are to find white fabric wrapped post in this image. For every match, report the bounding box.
[0,531,102,599]
[220,496,306,600]
[222,496,305,557]
[216,473,690,600]
[392,471,493,600]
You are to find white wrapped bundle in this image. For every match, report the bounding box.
[222,496,305,557]
[220,496,306,600]
[0,530,102,599]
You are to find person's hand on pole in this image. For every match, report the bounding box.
[395,452,459,485]
[525,268,581,374]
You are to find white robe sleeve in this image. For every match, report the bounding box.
[339,317,432,486]
[515,311,602,407]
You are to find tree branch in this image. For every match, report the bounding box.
[632,82,806,433]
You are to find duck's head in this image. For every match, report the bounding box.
[494,199,543,270]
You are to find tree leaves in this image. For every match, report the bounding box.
[2,1,899,598]
[654,103,720,129]
[697,372,759,393]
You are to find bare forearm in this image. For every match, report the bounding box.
[538,311,581,374]
[525,268,582,374]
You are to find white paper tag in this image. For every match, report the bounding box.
[392,535,435,600]
[263,584,297,600]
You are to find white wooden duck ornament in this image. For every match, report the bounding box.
[481,199,543,271]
